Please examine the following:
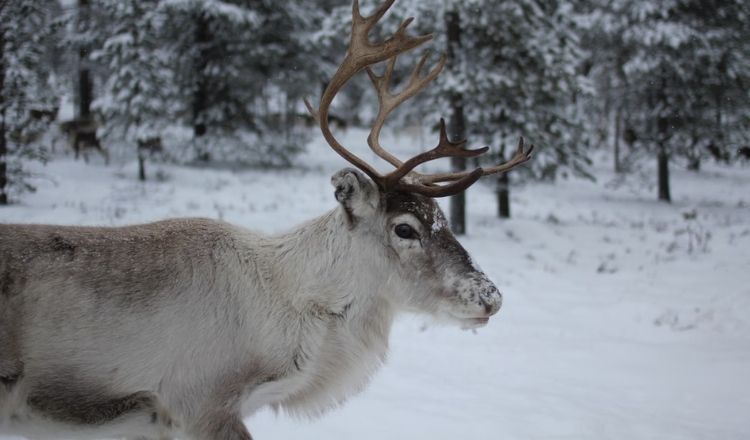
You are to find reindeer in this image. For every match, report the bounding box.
[7,106,59,147]
[705,141,730,163]
[137,137,165,181]
[737,146,750,161]
[0,1,532,439]
[59,118,110,164]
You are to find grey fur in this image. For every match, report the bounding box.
[0,168,502,440]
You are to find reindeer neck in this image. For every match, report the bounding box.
[264,208,393,315]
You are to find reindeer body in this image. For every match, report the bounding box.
[1,211,395,439]
[0,1,532,437]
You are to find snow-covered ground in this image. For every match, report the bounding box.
[2,129,749,439]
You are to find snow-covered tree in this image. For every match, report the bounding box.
[306,0,370,126]
[158,0,324,166]
[307,0,590,222]
[0,1,57,204]
[579,0,750,201]
[379,0,591,221]
[91,0,178,179]
[442,1,591,179]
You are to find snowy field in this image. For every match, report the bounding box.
[1,129,749,439]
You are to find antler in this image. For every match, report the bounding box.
[305,0,533,198]
[365,50,446,168]
[417,135,535,185]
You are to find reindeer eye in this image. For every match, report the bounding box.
[394,223,417,239]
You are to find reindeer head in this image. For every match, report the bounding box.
[307,0,533,328]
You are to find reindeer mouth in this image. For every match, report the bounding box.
[457,316,490,330]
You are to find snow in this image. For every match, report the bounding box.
[1,128,749,439]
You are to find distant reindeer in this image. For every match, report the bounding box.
[59,117,109,164]
[137,136,164,181]
[737,146,750,161]
[0,1,532,439]
[705,141,730,163]
[28,108,58,123]
[7,106,58,147]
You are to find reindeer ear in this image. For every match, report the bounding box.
[331,168,379,226]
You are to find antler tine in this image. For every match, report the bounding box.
[352,0,394,29]
[479,136,535,177]
[366,51,447,169]
[349,0,432,68]
[365,57,401,168]
[305,0,435,186]
[384,118,488,187]
[419,137,535,185]
[397,168,485,197]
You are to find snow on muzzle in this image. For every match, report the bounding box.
[443,269,502,328]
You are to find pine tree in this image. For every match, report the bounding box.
[160,0,323,166]
[77,0,94,121]
[314,0,590,221]
[91,0,177,179]
[399,0,590,219]
[0,1,56,204]
[580,0,750,201]
[305,0,390,131]
[445,6,468,233]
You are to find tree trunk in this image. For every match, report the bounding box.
[78,0,93,119]
[0,115,6,204]
[658,149,671,202]
[0,30,7,205]
[686,141,701,171]
[448,108,467,234]
[138,153,146,181]
[78,69,92,118]
[497,170,510,218]
[193,12,210,140]
[614,107,622,173]
[656,71,671,203]
[686,156,701,172]
[446,9,467,235]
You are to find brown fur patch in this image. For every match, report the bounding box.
[384,191,439,230]
[0,255,26,299]
[27,383,163,426]
[384,191,475,271]
[49,234,76,255]
[0,370,21,388]
[0,219,237,310]
[193,412,253,440]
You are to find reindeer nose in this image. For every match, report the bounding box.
[480,287,502,316]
